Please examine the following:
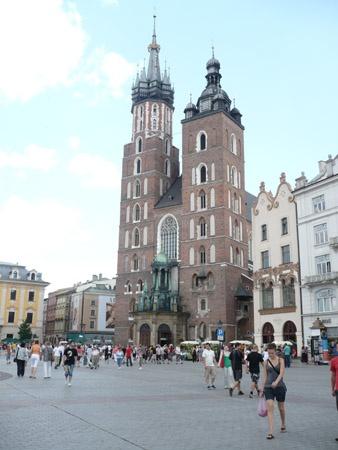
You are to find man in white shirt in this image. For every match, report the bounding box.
[175,345,183,364]
[202,343,217,389]
[54,344,64,369]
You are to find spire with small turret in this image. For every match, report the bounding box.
[132,16,174,108]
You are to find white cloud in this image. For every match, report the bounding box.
[0,195,115,292]
[0,144,57,171]
[83,48,136,98]
[0,0,86,101]
[67,136,81,151]
[68,153,120,189]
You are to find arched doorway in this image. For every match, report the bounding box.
[283,321,297,342]
[237,318,250,340]
[140,323,151,347]
[158,323,171,345]
[262,322,274,344]
[129,325,134,342]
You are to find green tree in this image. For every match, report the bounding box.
[18,319,32,342]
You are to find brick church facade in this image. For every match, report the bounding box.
[114,19,254,346]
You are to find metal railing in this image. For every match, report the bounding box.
[329,236,338,247]
[304,271,338,284]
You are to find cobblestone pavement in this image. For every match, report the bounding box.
[0,357,336,450]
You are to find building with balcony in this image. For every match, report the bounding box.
[252,174,302,350]
[294,154,338,349]
[0,262,49,341]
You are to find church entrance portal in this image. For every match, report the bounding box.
[140,323,151,347]
[158,323,171,345]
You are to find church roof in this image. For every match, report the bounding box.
[155,176,182,209]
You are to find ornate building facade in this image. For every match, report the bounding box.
[294,154,338,353]
[252,174,302,350]
[114,20,253,346]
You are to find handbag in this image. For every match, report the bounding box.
[13,348,18,363]
[219,353,224,368]
[257,396,268,417]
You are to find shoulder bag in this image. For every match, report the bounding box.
[267,358,287,392]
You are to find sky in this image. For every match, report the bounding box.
[0,0,337,293]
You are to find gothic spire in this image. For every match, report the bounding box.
[131,16,174,108]
[147,15,161,81]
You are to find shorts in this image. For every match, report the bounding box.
[64,364,74,377]
[234,369,242,381]
[264,386,286,402]
[250,373,260,383]
[30,354,40,368]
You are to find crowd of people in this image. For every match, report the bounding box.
[1,339,337,442]
[0,341,189,381]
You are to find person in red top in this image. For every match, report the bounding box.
[330,354,338,442]
[125,345,133,367]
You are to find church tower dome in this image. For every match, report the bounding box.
[184,94,197,119]
[195,48,231,114]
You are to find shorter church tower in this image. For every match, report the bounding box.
[179,51,250,343]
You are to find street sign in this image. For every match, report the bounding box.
[216,328,225,341]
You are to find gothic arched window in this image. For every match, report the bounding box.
[159,215,178,260]
[199,217,206,237]
[199,190,206,209]
[136,137,142,154]
[135,158,141,174]
[165,139,170,155]
[200,133,206,150]
[133,228,140,247]
[200,165,207,183]
[132,254,139,271]
[233,219,240,241]
[133,204,140,222]
[200,246,206,264]
[235,247,241,266]
[134,180,141,198]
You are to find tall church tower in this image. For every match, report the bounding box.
[114,18,179,344]
[180,51,249,342]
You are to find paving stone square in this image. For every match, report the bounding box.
[0,357,336,450]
